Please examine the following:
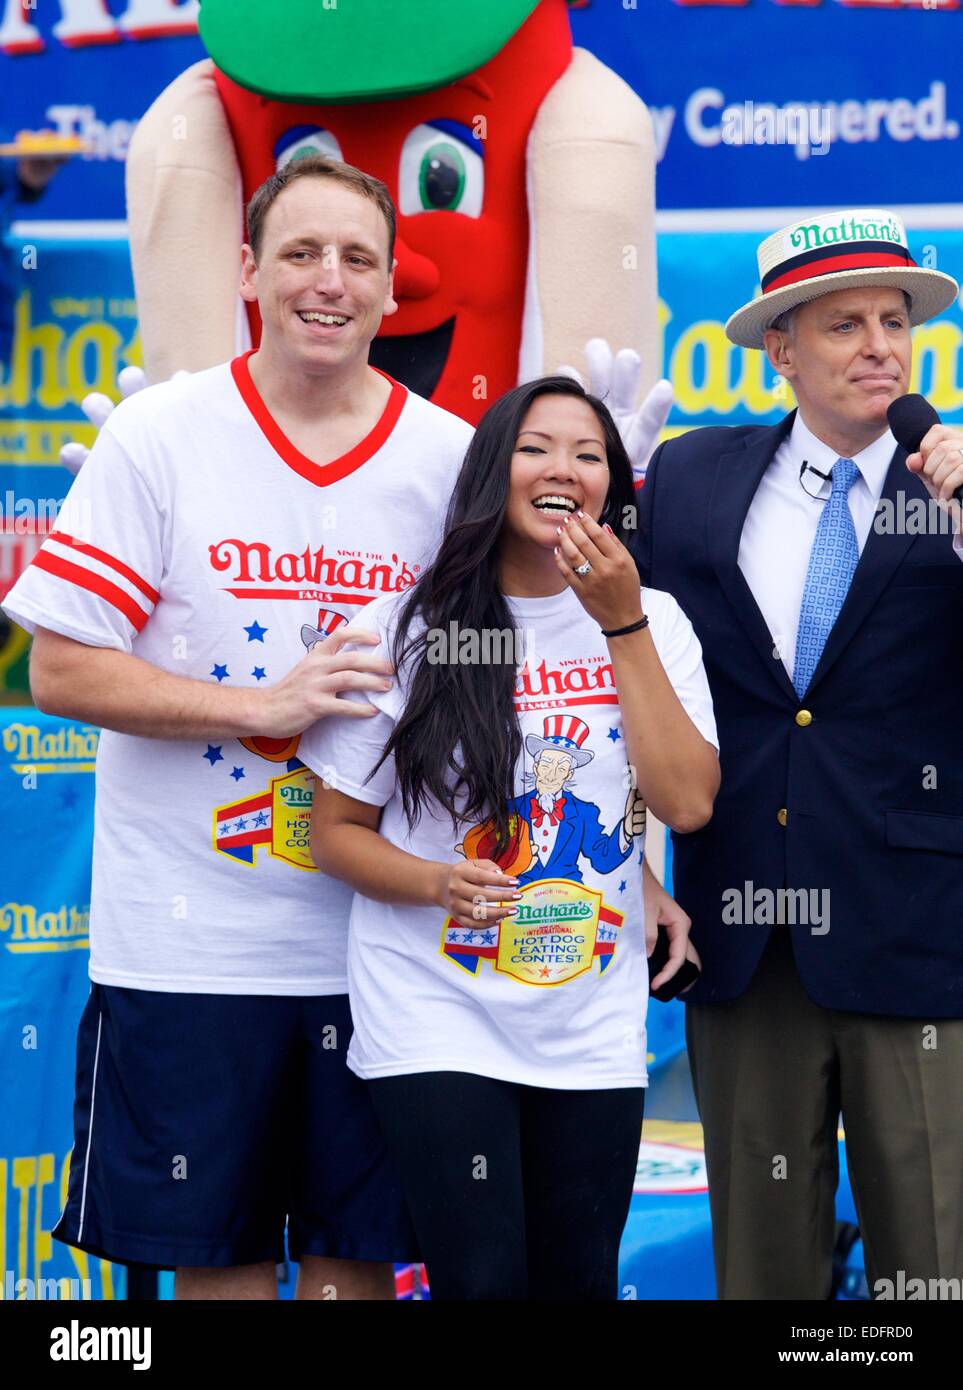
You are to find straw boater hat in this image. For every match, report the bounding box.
[725,209,960,349]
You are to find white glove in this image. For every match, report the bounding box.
[59,365,149,475]
[557,338,673,482]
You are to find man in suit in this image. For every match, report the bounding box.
[635,208,963,1299]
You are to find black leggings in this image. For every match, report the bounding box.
[367,1071,645,1301]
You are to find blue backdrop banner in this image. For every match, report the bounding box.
[2,1,962,219]
[0,707,122,1300]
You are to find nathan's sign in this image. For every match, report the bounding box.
[0,0,197,53]
[1,900,91,952]
[3,721,98,774]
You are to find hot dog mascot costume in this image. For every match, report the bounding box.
[125,0,659,421]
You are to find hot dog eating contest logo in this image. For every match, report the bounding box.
[442,714,646,987]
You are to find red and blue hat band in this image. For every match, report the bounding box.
[761,243,916,296]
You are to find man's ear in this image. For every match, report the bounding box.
[383,256,398,318]
[763,327,793,376]
[239,243,258,304]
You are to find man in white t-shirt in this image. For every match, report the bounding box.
[2,154,473,1299]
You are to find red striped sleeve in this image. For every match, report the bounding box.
[48,531,160,604]
[31,551,152,632]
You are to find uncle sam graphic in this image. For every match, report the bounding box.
[508,715,645,886]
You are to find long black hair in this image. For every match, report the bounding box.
[376,375,637,853]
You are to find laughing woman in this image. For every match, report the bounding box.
[298,377,720,1301]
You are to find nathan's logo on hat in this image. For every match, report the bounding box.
[784,213,904,257]
[725,207,960,350]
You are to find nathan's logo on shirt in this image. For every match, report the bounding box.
[213,766,317,871]
[515,654,617,711]
[2,722,98,775]
[0,901,90,953]
[441,879,624,987]
[208,539,418,607]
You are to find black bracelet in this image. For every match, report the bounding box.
[601,615,649,638]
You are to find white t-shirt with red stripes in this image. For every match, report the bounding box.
[2,353,473,994]
[298,585,718,1090]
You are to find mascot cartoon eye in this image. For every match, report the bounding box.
[398,121,483,217]
[274,126,345,171]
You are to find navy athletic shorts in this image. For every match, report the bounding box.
[53,984,419,1270]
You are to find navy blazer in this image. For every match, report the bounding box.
[635,412,963,1017]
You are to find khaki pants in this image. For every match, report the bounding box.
[686,927,963,1300]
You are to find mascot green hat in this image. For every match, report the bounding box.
[198,0,541,103]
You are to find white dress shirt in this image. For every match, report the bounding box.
[737,412,962,684]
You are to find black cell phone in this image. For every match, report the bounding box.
[647,924,701,1002]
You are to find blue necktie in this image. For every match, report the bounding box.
[793,457,860,697]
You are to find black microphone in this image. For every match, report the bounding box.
[798,459,833,500]
[800,460,833,483]
[887,394,963,505]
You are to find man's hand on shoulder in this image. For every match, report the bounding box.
[259,627,395,738]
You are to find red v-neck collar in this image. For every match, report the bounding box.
[230,349,408,488]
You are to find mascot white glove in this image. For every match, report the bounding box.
[59,365,150,476]
[557,339,673,483]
